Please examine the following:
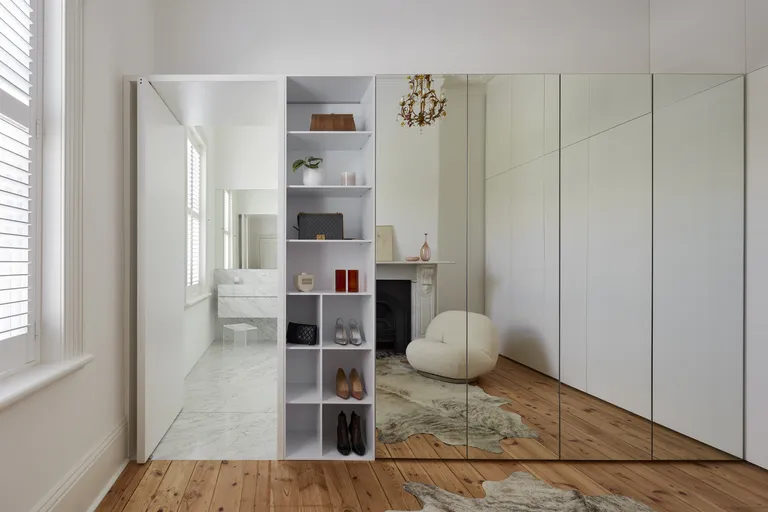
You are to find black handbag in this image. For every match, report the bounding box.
[296,212,343,240]
[287,322,318,345]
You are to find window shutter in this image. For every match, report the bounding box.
[0,0,35,373]
[186,139,201,287]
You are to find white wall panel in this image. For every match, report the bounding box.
[650,0,746,74]
[747,0,768,72]
[586,116,652,419]
[653,77,744,456]
[746,66,768,469]
[154,0,650,75]
[485,76,511,179]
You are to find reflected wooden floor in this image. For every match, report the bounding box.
[377,356,737,460]
[97,458,768,511]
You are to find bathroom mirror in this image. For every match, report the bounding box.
[216,189,278,270]
[375,74,469,459]
[652,74,744,460]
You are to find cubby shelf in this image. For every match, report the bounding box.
[287,185,372,198]
[287,131,372,151]
[283,76,376,461]
[287,290,373,296]
[322,339,372,350]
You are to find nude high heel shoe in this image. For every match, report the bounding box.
[349,368,365,400]
[336,368,350,399]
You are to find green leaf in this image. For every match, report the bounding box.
[292,159,305,172]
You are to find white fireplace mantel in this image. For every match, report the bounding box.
[376,261,455,339]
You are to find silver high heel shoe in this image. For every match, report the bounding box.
[348,319,363,346]
[335,318,348,345]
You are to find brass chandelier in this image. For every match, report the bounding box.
[397,74,447,129]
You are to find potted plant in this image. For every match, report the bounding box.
[292,156,324,186]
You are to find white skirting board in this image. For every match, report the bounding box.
[31,419,128,512]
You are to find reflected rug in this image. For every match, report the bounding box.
[376,355,537,453]
[387,472,656,512]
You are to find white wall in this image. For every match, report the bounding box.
[153,0,753,75]
[212,126,278,190]
[376,80,440,261]
[485,75,560,378]
[0,1,154,511]
[234,189,278,215]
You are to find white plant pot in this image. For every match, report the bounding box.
[302,168,324,186]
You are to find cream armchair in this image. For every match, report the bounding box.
[406,311,500,382]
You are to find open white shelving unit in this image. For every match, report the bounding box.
[282,76,376,461]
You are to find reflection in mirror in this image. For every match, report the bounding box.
[375,75,469,459]
[652,74,743,460]
[216,189,277,270]
[477,74,561,459]
[559,74,653,460]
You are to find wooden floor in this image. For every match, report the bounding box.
[377,356,736,460]
[97,458,768,511]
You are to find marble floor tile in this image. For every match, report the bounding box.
[152,412,277,460]
[152,339,278,460]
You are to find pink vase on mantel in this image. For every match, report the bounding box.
[420,233,431,262]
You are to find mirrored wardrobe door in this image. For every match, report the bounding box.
[375,74,469,459]
[652,74,744,460]
[559,74,653,460]
[468,74,561,459]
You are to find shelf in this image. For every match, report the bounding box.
[288,239,372,244]
[322,339,372,350]
[287,131,372,151]
[323,387,372,405]
[321,438,372,461]
[287,185,372,198]
[286,344,320,350]
[286,431,320,460]
[286,384,321,404]
[287,290,373,296]
[376,260,455,265]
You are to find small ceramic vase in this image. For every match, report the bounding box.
[420,233,431,262]
[303,167,325,186]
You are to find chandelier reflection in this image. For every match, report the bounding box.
[397,74,447,129]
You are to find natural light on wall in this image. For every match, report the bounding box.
[186,136,202,293]
[0,0,37,376]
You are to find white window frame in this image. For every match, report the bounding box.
[0,0,43,379]
[0,0,92,410]
[185,127,206,303]
[223,189,232,269]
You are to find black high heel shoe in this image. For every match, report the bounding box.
[337,411,351,456]
[349,411,366,456]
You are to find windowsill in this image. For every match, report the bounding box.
[0,354,94,413]
[185,292,212,309]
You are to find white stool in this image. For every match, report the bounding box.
[223,323,258,347]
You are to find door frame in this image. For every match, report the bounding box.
[122,74,287,461]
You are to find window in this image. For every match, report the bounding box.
[223,189,231,269]
[0,0,39,377]
[186,132,205,299]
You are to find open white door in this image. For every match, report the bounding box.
[136,79,186,463]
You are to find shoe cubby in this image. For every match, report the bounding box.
[285,404,321,460]
[321,403,373,460]
[286,349,320,404]
[322,295,373,349]
[321,350,373,404]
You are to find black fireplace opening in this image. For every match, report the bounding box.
[376,280,411,354]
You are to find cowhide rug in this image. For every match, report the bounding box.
[376,356,537,453]
[388,472,656,512]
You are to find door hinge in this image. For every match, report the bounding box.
[35,119,41,140]
[33,321,38,338]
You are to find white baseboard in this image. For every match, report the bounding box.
[32,419,129,512]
